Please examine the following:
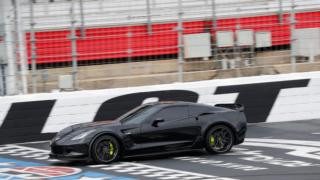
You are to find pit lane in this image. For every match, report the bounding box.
[1,119,320,180]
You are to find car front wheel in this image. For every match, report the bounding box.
[205,125,234,154]
[91,135,120,164]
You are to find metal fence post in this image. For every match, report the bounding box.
[70,0,78,90]
[211,0,217,30]
[1,0,17,95]
[127,16,133,79]
[0,21,5,96]
[146,0,152,35]
[290,0,296,73]
[127,24,133,64]
[29,0,37,93]
[0,39,5,95]
[14,0,28,94]
[79,0,86,38]
[278,0,283,24]
[177,0,184,82]
[211,0,218,61]
[0,63,5,96]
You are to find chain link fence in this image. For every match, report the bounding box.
[0,0,320,95]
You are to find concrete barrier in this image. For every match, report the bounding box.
[1,72,320,144]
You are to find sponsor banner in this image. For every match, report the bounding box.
[0,72,319,143]
[0,157,134,180]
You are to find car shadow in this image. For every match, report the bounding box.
[124,149,207,162]
[50,149,209,166]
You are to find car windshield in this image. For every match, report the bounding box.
[118,104,157,124]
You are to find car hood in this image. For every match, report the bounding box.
[56,120,120,138]
[70,120,120,130]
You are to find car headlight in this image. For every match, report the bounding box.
[71,130,95,141]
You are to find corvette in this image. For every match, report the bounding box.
[50,101,247,164]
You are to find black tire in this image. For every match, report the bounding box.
[91,135,120,164]
[205,125,234,154]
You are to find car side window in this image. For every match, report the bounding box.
[122,106,158,125]
[154,106,188,122]
[189,106,211,117]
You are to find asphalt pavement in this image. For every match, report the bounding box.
[0,119,320,180]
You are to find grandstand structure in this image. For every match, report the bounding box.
[19,0,320,63]
[0,0,320,94]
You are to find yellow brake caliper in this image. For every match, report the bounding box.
[109,142,114,156]
[210,135,215,146]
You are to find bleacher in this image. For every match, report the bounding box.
[20,0,320,64]
[21,0,320,29]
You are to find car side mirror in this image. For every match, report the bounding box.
[152,118,164,127]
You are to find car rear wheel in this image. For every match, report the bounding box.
[91,135,120,164]
[205,125,234,154]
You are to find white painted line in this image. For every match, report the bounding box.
[6,145,50,153]
[88,164,109,168]
[232,147,249,151]
[261,136,273,139]
[246,138,320,147]
[243,142,320,160]
[89,161,239,179]
[12,140,51,145]
[116,162,238,180]
[92,161,238,180]
[175,156,268,171]
[312,132,320,135]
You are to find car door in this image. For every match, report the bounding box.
[136,105,201,154]
[119,105,159,153]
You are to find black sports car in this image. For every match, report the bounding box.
[50,101,247,164]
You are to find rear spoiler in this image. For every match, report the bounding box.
[215,104,244,112]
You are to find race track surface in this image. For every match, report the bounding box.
[1,119,320,180]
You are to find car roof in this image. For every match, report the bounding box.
[144,101,205,107]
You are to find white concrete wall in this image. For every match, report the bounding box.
[0,72,319,134]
